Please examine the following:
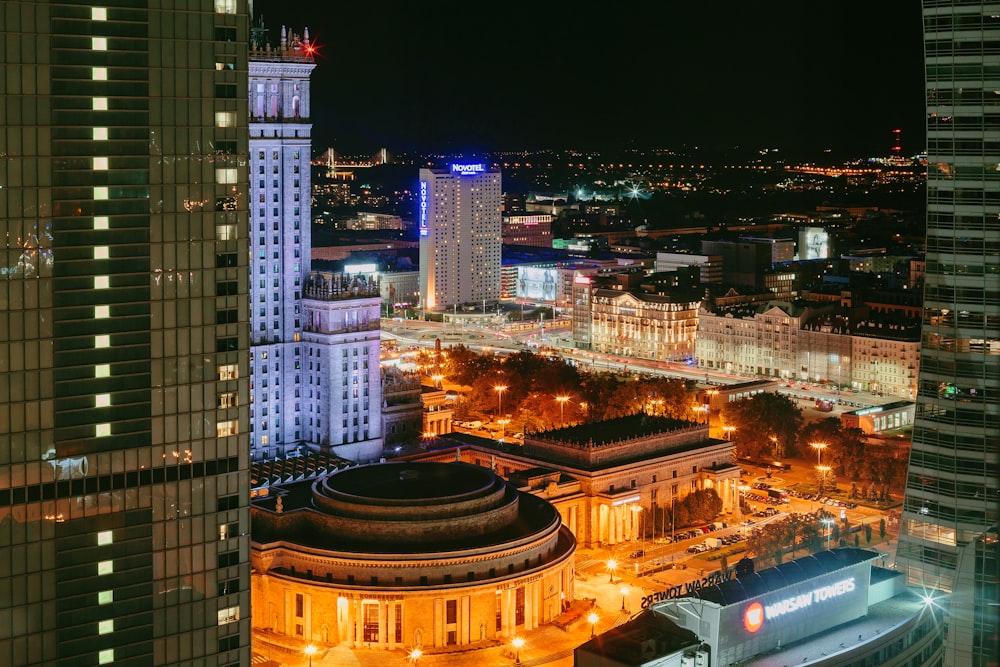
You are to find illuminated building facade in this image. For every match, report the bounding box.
[0,2,251,665]
[403,415,740,550]
[589,289,702,361]
[418,165,502,310]
[501,213,553,247]
[251,462,575,651]
[897,3,1000,665]
[248,28,315,459]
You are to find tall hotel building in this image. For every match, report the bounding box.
[418,164,502,310]
[897,2,1000,665]
[1,2,251,666]
[248,27,383,463]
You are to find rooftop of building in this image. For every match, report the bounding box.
[575,608,702,663]
[683,548,881,607]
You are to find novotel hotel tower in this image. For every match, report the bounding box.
[417,164,502,311]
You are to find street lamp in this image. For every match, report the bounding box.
[497,418,510,440]
[555,395,570,426]
[692,405,707,424]
[431,374,444,388]
[620,586,629,612]
[512,636,525,665]
[494,384,507,418]
[588,611,599,637]
[810,442,828,468]
[606,558,617,583]
[304,644,316,667]
[821,517,834,550]
[722,425,736,441]
[816,464,832,495]
[408,647,422,665]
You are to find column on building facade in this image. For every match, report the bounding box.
[352,599,361,647]
[387,600,396,650]
[379,600,387,649]
[523,581,534,632]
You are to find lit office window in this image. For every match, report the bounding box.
[97,531,113,545]
[92,37,108,50]
[99,649,114,665]
[95,364,111,378]
[96,394,111,408]
[215,111,237,127]
[216,420,239,437]
[217,364,239,381]
[98,591,113,605]
[95,335,111,349]
[92,7,107,20]
[93,97,108,110]
[96,423,111,437]
[98,620,114,635]
[216,224,237,240]
[93,157,108,170]
[217,606,239,625]
[94,246,109,259]
[94,186,109,200]
[95,276,109,289]
[92,67,108,81]
[215,168,238,184]
[93,127,108,140]
[97,560,113,575]
[94,216,109,229]
[215,0,237,13]
[95,305,110,319]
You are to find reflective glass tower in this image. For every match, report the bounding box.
[897,3,1000,665]
[0,2,251,665]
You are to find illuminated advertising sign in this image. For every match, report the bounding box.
[419,181,428,237]
[450,163,485,176]
[741,577,856,633]
[517,266,558,303]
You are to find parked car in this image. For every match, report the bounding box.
[629,549,645,559]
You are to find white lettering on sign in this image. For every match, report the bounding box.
[450,163,485,175]
[762,577,856,621]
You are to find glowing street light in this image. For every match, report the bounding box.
[606,558,617,583]
[497,418,510,440]
[494,384,508,418]
[821,517,834,550]
[620,586,629,612]
[810,442,828,467]
[555,395,570,425]
[408,647,423,665]
[588,611,599,637]
[431,373,444,388]
[692,405,707,424]
[512,636,525,665]
[722,425,736,441]
[304,644,317,667]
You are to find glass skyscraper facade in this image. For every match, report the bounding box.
[897,2,1000,665]
[1,2,251,665]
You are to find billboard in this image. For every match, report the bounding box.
[799,227,829,260]
[517,266,558,303]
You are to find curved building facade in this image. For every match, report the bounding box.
[251,461,576,651]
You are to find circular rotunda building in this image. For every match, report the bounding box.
[250,461,576,652]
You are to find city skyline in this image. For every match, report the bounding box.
[252,1,926,156]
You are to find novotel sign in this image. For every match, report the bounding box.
[743,577,857,633]
[450,163,486,175]
[419,181,429,237]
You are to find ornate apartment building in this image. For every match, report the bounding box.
[589,288,702,361]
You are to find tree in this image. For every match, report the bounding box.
[720,553,729,576]
[864,523,873,545]
[879,518,886,539]
[720,393,803,460]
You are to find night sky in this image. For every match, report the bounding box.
[251,1,925,157]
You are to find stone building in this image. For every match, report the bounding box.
[589,288,702,362]
[250,462,575,652]
[400,415,740,549]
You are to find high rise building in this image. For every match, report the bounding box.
[247,24,383,464]
[418,164,502,311]
[247,26,315,461]
[896,3,1000,665]
[1,2,251,666]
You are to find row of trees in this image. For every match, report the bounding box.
[438,346,698,433]
[720,394,908,501]
[741,512,889,570]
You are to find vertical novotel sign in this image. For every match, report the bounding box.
[419,180,428,237]
[450,163,486,176]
